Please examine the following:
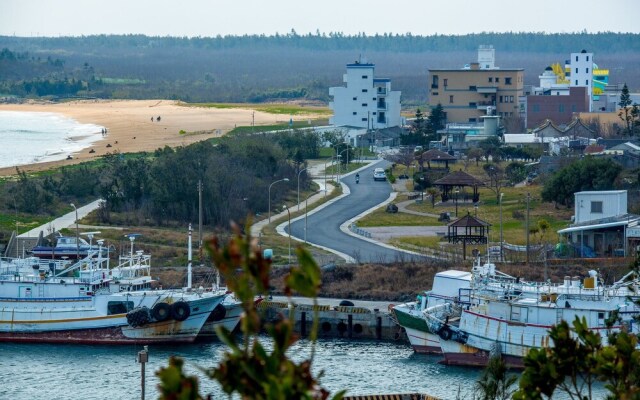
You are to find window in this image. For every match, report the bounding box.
[443,78,448,86]
[432,75,439,88]
[586,80,589,85]
[361,103,368,107]
[469,118,477,122]
[587,56,590,61]
[362,89,368,93]
[559,104,565,112]
[575,80,578,85]
[449,95,454,103]
[361,118,367,121]
[372,112,376,115]
[495,77,500,83]
[372,98,376,101]
[505,77,512,85]
[432,92,439,96]
[108,301,134,315]
[576,55,579,61]
[488,77,493,83]
[591,201,603,213]
[353,97,357,101]
[499,95,503,103]
[469,102,477,108]
[362,75,368,79]
[469,85,477,91]
[586,68,589,73]
[572,105,577,112]
[575,68,578,74]
[510,96,514,103]
[352,112,357,115]
[533,104,540,112]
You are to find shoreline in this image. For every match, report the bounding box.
[0,99,315,176]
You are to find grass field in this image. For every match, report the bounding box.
[184,102,331,116]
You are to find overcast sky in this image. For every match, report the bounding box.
[1,0,638,37]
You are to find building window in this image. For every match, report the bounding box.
[361,118,367,122]
[469,118,476,122]
[488,77,493,83]
[362,89,368,93]
[572,105,577,112]
[575,68,578,74]
[362,75,368,79]
[510,96,514,103]
[587,56,590,61]
[353,97,357,101]
[449,95,454,103]
[469,85,477,91]
[495,77,500,83]
[443,79,448,86]
[575,80,578,85]
[372,112,376,115]
[533,104,540,112]
[469,102,477,108]
[373,98,376,101]
[352,112,357,115]
[591,201,603,213]
[499,95,503,103]
[586,80,589,85]
[505,77,512,85]
[586,68,589,73]
[559,104,565,112]
[432,75,439,88]
[362,103,368,107]
[432,92,439,96]
[576,55,579,61]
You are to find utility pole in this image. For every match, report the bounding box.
[137,345,149,400]
[526,192,531,266]
[197,180,203,256]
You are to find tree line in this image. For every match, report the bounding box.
[1,130,321,233]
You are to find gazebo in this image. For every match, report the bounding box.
[419,149,457,170]
[434,170,484,203]
[447,213,491,259]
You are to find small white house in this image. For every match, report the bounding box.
[557,190,640,257]
[329,60,402,129]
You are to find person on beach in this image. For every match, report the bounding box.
[151,116,154,122]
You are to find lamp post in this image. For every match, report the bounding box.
[268,178,289,223]
[70,203,79,260]
[526,192,531,265]
[499,192,504,262]
[297,167,308,211]
[283,205,291,267]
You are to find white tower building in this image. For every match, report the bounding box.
[477,45,496,69]
[570,49,594,111]
[329,60,402,129]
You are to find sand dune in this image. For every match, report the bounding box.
[0,99,313,176]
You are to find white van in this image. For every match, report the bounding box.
[373,168,386,181]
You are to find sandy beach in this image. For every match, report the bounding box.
[0,99,312,176]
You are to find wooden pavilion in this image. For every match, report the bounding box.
[419,149,457,170]
[447,213,491,259]
[434,170,484,203]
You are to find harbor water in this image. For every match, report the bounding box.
[0,337,609,399]
[0,111,104,168]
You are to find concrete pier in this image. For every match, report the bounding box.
[258,298,406,342]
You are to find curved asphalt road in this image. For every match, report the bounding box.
[287,160,423,263]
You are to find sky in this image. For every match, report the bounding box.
[1,0,639,37]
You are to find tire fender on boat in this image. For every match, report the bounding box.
[208,304,226,322]
[151,302,172,322]
[438,326,453,341]
[171,301,191,321]
[126,307,151,327]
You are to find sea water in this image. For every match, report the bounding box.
[0,111,104,168]
[0,338,607,399]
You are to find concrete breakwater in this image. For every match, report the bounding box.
[258,299,407,342]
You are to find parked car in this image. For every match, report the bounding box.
[373,168,386,181]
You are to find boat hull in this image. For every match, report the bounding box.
[439,338,525,368]
[198,301,243,338]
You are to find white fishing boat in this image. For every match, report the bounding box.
[392,270,471,353]
[428,259,640,368]
[0,234,226,344]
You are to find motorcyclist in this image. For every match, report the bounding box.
[355,173,360,183]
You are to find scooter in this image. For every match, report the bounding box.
[355,175,360,184]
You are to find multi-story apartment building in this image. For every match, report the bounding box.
[329,60,402,129]
[428,46,524,124]
[569,49,594,111]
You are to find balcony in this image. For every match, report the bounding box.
[476,101,495,109]
[377,87,387,95]
[377,101,387,110]
[477,86,498,94]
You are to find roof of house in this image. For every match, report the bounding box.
[420,149,457,162]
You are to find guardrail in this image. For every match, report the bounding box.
[349,223,372,238]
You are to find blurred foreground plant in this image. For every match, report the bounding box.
[156,222,345,400]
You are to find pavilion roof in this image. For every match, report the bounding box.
[420,149,457,162]
[434,170,485,187]
[448,213,491,228]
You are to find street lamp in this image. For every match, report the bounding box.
[283,205,291,267]
[499,192,504,262]
[70,203,79,260]
[297,167,308,211]
[268,178,289,223]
